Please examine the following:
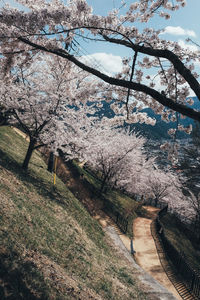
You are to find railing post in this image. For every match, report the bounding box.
[116,212,119,224]
[190,273,195,292]
[130,239,136,255]
[125,220,128,233]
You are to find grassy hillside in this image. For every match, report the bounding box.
[63,160,144,238]
[160,213,200,270]
[0,126,146,300]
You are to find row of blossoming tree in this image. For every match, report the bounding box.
[0,0,199,225]
[0,0,199,121]
[0,50,185,214]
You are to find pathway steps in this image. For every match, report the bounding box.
[151,218,197,300]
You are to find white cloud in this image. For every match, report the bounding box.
[162,26,196,38]
[81,53,123,75]
[178,39,199,52]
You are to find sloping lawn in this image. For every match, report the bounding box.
[0,126,146,300]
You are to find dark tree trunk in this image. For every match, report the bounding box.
[0,108,11,126]
[22,138,36,170]
[47,152,54,173]
[100,175,108,194]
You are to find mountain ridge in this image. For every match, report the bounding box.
[94,97,199,140]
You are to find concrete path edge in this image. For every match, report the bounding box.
[105,225,178,300]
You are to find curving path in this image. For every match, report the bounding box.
[94,208,178,299]
[133,206,182,300]
[12,126,182,299]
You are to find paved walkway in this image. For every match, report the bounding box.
[94,207,181,299]
[133,207,182,300]
[13,126,181,299]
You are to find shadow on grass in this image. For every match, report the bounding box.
[0,149,69,208]
[0,251,50,300]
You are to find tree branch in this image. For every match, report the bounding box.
[102,35,200,100]
[18,36,200,122]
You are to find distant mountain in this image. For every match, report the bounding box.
[93,97,199,140]
[129,97,198,140]
[126,108,194,140]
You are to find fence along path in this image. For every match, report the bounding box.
[153,206,200,300]
[151,220,195,300]
[133,206,182,300]
[102,200,128,234]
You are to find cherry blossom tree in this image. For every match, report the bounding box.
[0,55,58,169]
[143,168,181,207]
[186,192,200,230]
[0,0,199,128]
[0,53,100,169]
[49,113,158,198]
[120,155,156,198]
[139,166,198,224]
[0,0,198,209]
[81,126,147,193]
[0,105,12,126]
[42,103,103,160]
[178,122,200,194]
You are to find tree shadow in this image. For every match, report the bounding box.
[0,149,69,207]
[0,250,50,300]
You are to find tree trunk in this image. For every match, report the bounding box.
[47,152,54,173]
[100,175,108,194]
[22,138,36,170]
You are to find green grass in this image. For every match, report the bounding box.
[103,189,143,237]
[0,126,146,300]
[70,160,144,237]
[160,213,200,271]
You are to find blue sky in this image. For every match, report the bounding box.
[82,0,200,75]
[1,0,200,80]
[87,0,199,37]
